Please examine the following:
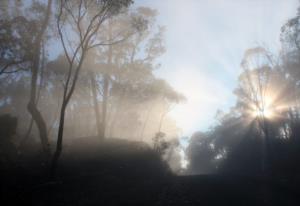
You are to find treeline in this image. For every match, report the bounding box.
[0,1,184,174]
[187,6,300,177]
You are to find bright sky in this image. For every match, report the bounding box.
[136,0,299,136]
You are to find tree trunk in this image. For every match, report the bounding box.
[90,72,102,138]
[50,103,66,177]
[100,74,109,138]
[21,43,46,149]
[100,20,112,139]
[28,62,50,155]
[27,102,50,154]
[50,45,86,177]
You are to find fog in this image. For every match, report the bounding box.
[2,1,300,205]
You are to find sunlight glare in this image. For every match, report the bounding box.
[250,95,275,119]
[252,107,273,119]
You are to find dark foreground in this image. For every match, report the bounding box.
[1,138,300,206]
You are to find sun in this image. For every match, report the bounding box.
[252,107,273,119]
[250,95,275,119]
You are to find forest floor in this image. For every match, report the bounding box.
[1,137,300,206]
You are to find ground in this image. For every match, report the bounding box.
[1,138,300,206]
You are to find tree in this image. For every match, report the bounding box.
[0,17,33,76]
[155,79,185,133]
[186,45,298,175]
[281,7,300,83]
[0,0,54,156]
[81,7,169,140]
[92,7,163,139]
[50,0,133,175]
[27,0,53,157]
[186,132,217,174]
[0,0,35,76]
[238,47,282,174]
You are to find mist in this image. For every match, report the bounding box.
[2,0,300,205]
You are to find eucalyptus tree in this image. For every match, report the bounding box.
[280,6,300,143]
[50,0,133,175]
[0,0,32,76]
[106,8,168,139]
[27,0,53,157]
[238,47,281,173]
[83,7,166,139]
[0,0,53,156]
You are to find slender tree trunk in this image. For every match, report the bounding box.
[28,59,50,155]
[101,74,109,138]
[100,21,112,139]
[28,70,50,155]
[50,103,66,177]
[90,72,102,138]
[21,43,46,149]
[50,48,86,177]
[27,101,50,154]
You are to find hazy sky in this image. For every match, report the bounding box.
[136,0,299,136]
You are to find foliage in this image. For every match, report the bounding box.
[187,6,300,176]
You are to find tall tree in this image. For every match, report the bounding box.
[83,7,165,139]
[50,0,133,175]
[26,0,53,156]
[0,0,55,156]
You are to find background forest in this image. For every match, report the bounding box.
[187,6,300,176]
[0,0,185,174]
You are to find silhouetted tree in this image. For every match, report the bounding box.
[50,0,133,176]
[0,0,53,156]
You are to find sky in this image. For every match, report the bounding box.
[136,0,299,136]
